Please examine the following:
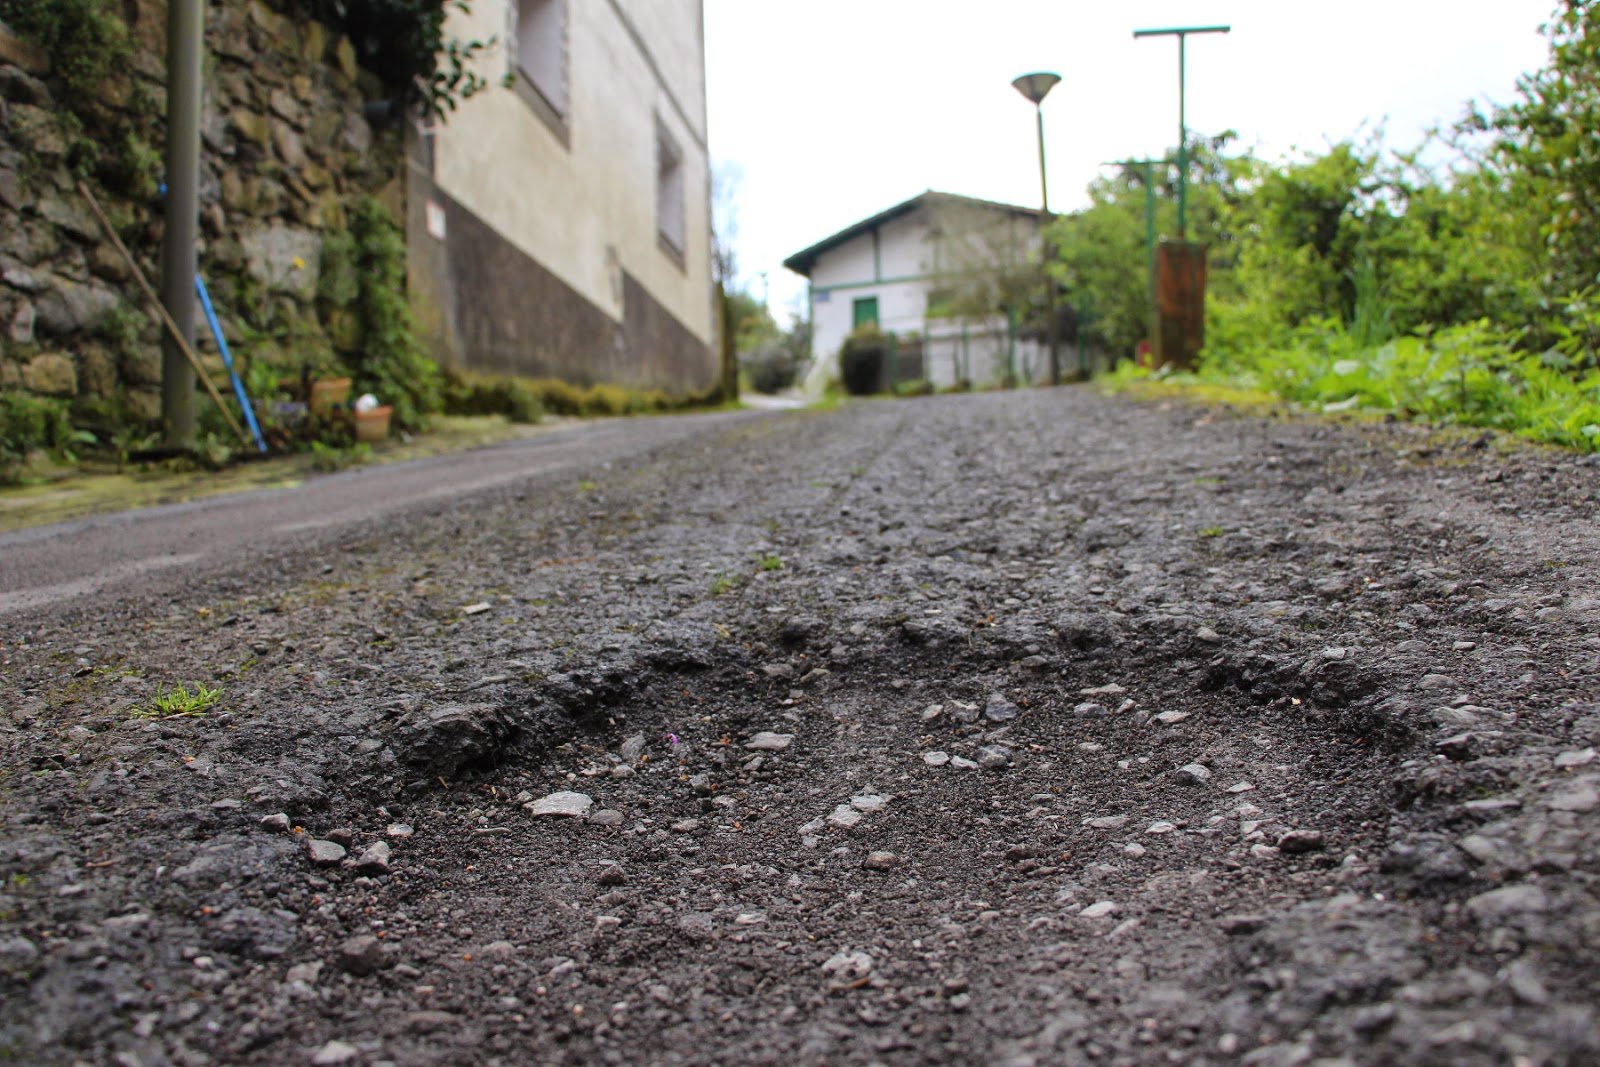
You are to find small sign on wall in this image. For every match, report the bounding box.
[426,200,448,241]
[815,290,831,303]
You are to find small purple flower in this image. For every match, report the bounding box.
[664,733,681,747]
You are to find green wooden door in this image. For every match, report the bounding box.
[852,296,879,329]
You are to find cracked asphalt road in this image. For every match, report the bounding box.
[2,388,1598,1067]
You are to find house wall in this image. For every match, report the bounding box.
[411,0,715,391]
[799,198,1066,394]
[877,212,928,279]
[803,209,938,393]
[808,275,925,381]
[809,238,878,293]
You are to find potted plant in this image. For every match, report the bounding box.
[351,400,392,443]
[309,375,353,415]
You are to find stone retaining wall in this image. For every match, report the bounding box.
[0,0,402,434]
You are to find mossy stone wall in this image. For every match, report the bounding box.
[0,0,403,436]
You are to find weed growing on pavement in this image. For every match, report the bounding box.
[131,683,222,718]
[806,389,848,412]
[310,441,372,472]
[710,572,742,595]
[757,554,783,572]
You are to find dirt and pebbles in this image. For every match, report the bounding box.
[2,387,1598,1067]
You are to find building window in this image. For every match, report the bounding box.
[510,0,568,143]
[517,0,566,112]
[657,123,686,266]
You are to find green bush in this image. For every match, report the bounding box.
[1,393,95,482]
[582,383,631,416]
[839,324,887,396]
[442,369,545,424]
[743,340,801,394]
[525,378,584,416]
[629,389,671,413]
[0,0,130,101]
[1195,317,1600,452]
[499,381,544,424]
[453,372,705,422]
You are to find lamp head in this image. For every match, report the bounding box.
[1011,72,1061,106]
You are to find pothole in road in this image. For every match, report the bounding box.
[380,625,1397,903]
[342,628,1404,1065]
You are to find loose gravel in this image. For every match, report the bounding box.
[2,388,1598,1066]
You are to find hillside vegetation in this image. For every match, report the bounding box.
[1057,2,1600,451]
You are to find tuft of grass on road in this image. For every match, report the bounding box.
[130,682,222,719]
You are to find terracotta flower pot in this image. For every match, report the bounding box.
[309,377,353,415]
[352,404,392,443]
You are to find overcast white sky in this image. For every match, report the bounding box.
[703,0,1557,318]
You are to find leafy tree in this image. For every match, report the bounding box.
[1468,1,1600,304]
[727,288,778,354]
[1048,169,1159,357]
[924,197,1042,324]
[1051,137,1249,357]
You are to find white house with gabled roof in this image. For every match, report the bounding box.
[783,190,1057,393]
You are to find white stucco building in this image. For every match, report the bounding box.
[783,191,1056,393]
[405,0,717,392]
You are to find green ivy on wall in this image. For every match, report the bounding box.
[0,0,130,99]
[303,0,499,120]
[340,195,442,431]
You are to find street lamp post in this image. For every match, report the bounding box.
[1011,71,1061,385]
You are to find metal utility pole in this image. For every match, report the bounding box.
[1011,72,1061,384]
[1132,25,1229,238]
[1131,26,1229,370]
[160,0,204,449]
[1102,159,1162,363]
